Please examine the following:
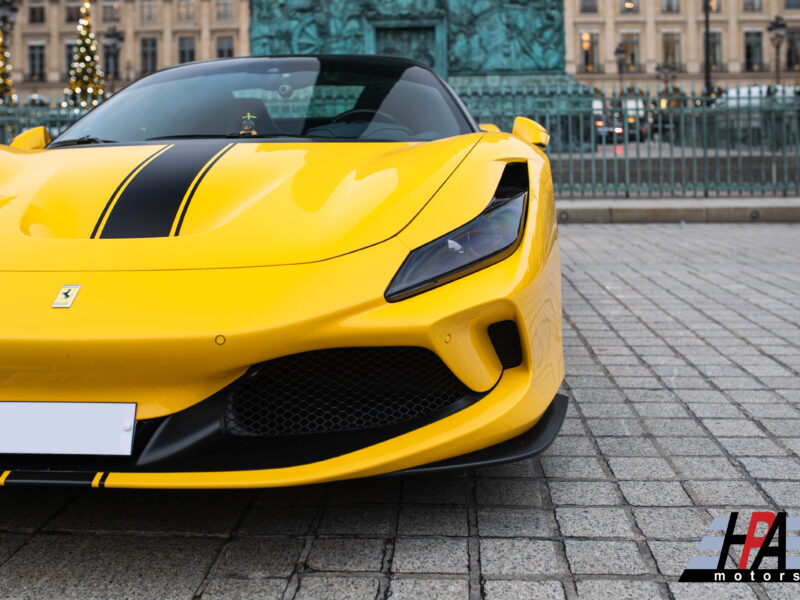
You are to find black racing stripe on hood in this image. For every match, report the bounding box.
[98,141,230,239]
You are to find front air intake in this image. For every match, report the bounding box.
[488,320,523,369]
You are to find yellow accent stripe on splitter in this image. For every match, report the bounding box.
[91,144,173,238]
[91,472,104,488]
[0,471,10,486]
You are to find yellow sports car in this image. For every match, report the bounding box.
[0,56,564,489]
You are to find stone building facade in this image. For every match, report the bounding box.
[565,0,800,91]
[10,0,249,104]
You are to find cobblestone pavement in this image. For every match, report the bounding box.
[0,224,798,600]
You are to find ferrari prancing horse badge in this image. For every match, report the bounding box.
[52,285,81,308]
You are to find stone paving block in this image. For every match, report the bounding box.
[587,419,644,437]
[782,438,800,455]
[607,458,677,480]
[0,534,27,564]
[685,402,743,418]
[402,479,466,505]
[740,457,800,480]
[217,537,304,578]
[716,437,788,456]
[671,457,744,480]
[477,508,552,537]
[306,538,385,573]
[480,538,563,576]
[548,481,621,506]
[613,376,664,389]
[581,404,635,418]
[701,419,766,438]
[643,418,707,437]
[543,435,597,456]
[541,457,608,480]
[656,436,724,456]
[392,537,468,574]
[668,582,759,600]
[202,578,286,600]
[675,390,729,403]
[728,390,786,404]
[476,479,548,506]
[759,419,800,437]
[483,580,565,600]
[397,505,467,536]
[595,437,660,457]
[564,540,648,575]
[0,533,220,600]
[740,403,800,418]
[648,541,708,577]
[556,507,634,538]
[389,577,469,600]
[632,402,689,418]
[318,506,395,535]
[571,388,624,403]
[625,390,676,403]
[239,505,317,536]
[475,458,542,478]
[295,576,380,600]
[0,488,79,533]
[618,481,692,506]
[684,480,769,506]
[575,579,668,600]
[633,508,709,540]
[560,418,589,435]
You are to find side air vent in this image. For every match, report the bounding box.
[488,320,523,369]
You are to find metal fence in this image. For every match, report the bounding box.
[3,83,800,198]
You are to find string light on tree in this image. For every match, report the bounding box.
[0,27,14,106]
[61,0,104,108]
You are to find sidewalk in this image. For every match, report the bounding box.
[555,196,800,224]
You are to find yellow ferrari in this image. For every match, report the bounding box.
[0,56,564,489]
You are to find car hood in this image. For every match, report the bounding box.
[0,135,481,271]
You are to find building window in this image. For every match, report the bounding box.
[178,37,195,63]
[580,0,598,12]
[177,0,196,22]
[65,43,76,79]
[103,45,120,79]
[621,32,640,71]
[141,37,158,74]
[65,2,81,22]
[743,0,762,10]
[788,30,800,70]
[579,32,600,72]
[103,1,120,22]
[663,32,681,69]
[28,1,45,24]
[217,36,234,58]
[141,0,158,24]
[28,44,45,81]
[621,0,639,13]
[707,31,722,70]
[744,31,763,71]
[786,0,800,9]
[662,0,680,12]
[709,0,721,11]
[216,0,234,21]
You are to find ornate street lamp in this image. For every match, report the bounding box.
[0,0,17,35]
[703,0,712,97]
[656,63,677,109]
[615,42,626,96]
[768,15,788,87]
[103,25,124,94]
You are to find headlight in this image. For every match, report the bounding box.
[385,187,527,302]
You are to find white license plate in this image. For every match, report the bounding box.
[0,402,136,456]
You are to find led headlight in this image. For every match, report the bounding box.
[385,186,527,302]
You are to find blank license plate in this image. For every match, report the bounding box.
[0,402,136,456]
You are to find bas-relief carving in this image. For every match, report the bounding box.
[250,0,566,74]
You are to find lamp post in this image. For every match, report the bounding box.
[103,25,124,95]
[615,42,626,96]
[768,15,788,87]
[703,0,712,97]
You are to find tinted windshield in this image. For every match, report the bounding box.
[54,57,475,144]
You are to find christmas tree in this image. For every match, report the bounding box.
[0,26,14,106]
[61,1,104,108]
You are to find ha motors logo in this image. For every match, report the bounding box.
[680,512,800,583]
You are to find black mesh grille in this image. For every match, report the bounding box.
[225,347,474,437]
[488,321,523,369]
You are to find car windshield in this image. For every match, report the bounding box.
[53,56,475,145]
